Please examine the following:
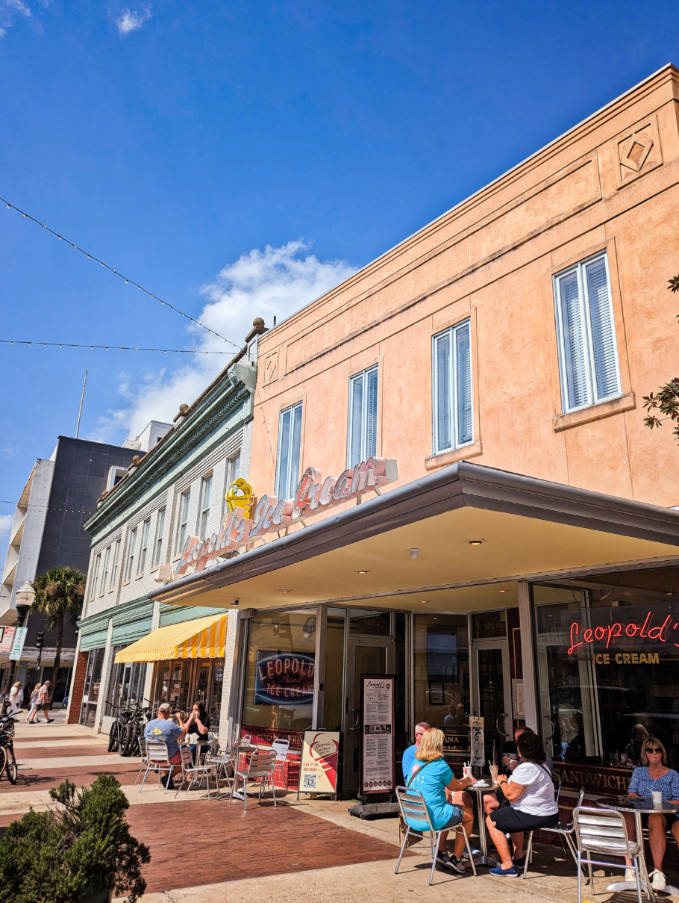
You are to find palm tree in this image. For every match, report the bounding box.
[31,566,86,700]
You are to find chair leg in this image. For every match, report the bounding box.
[395,830,409,874]
[577,853,582,903]
[429,831,442,885]
[462,825,477,877]
[270,773,277,807]
[523,830,533,878]
[586,853,594,895]
[633,856,643,903]
[138,763,151,792]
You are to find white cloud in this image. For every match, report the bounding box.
[116,6,152,35]
[0,0,33,35]
[1,446,17,459]
[91,240,355,443]
[0,515,12,538]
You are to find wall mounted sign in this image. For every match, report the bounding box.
[361,675,395,795]
[8,626,28,662]
[175,457,398,576]
[298,730,340,798]
[253,651,315,706]
[567,609,679,656]
[469,715,485,767]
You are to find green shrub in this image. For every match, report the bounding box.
[0,775,150,903]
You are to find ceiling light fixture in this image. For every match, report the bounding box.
[408,547,420,560]
[420,599,428,605]
[278,588,291,594]
[468,539,484,547]
[355,569,370,575]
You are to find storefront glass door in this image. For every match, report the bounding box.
[472,639,512,765]
[344,634,394,797]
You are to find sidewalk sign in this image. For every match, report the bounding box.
[297,729,340,800]
[361,674,395,795]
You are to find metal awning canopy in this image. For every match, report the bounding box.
[150,462,679,614]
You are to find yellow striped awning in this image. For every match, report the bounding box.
[114,614,227,663]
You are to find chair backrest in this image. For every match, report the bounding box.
[271,739,290,763]
[179,745,194,770]
[574,806,633,856]
[138,736,147,759]
[146,740,170,763]
[240,734,252,745]
[395,786,434,834]
[247,749,277,777]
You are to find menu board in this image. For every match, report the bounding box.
[361,675,395,795]
[298,730,340,798]
[0,626,16,655]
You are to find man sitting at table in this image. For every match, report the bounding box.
[402,721,431,782]
[144,703,188,789]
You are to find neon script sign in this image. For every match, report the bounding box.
[176,457,398,576]
[567,610,679,655]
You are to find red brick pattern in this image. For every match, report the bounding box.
[67,651,88,724]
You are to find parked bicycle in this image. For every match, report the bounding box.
[0,714,18,783]
[107,702,135,753]
[119,701,150,758]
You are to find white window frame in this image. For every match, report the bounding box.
[432,318,474,455]
[124,528,137,583]
[137,518,151,575]
[553,250,621,414]
[275,401,303,500]
[174,489,191,556]
[151,507,166,569]
[347,364,379,467]
[197,473,213,540]
[90,553,101,602]
[99,546,111,597]
[109,539,121,592]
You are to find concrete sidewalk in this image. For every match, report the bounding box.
[2,715,620,902]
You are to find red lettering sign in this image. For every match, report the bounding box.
[567,611,679,655]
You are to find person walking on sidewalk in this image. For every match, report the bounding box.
[8,682,23,714]
[36,680,53,723]
[25,683,41,723]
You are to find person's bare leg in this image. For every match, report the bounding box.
[453,804,475,859]
[437,829,448,853]
[624,811,636,867]
[484,795,500,816]
[648,814,667,872]
[511,832,524,858]
[486,814,513,870]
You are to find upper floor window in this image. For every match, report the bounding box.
[100,546,111,596]
[137,518,151,575]
[124,528,137,582]
[109,539,121,592]
[347,365,378,467]
[275,402,303,499]
[174,489,191,556]
[554,252,621,413]
[152,507,166,568]
[198,473,213,540]
[90,553,101,602]
[432,319,473,454]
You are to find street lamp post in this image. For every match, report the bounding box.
[3,582,34,700]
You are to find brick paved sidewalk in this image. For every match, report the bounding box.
[1,714,612,902]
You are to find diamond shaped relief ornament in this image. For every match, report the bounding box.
[617,121,660,186]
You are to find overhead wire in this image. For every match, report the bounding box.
[0,339,228,355]
[0,194,241,351]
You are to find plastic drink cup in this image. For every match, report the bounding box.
[652,791,663,808]
[489,764,499,784]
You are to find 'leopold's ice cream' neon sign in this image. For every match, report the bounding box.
[567,610,679,655]
[176,457,397,576]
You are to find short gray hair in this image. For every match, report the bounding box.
[158,703,172,715]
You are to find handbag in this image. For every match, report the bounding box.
[398,759,434,847]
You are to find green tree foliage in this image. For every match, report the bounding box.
[0,775,150,903]
[643,275,679,441]
[31,566,86,698]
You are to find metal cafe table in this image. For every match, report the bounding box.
[596,796,679,900]
[468,780,501,867]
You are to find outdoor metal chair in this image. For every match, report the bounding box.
[395,786,477,886]
[573,805,650,903]
[271,738,290,784]
[174,744,218,800]
[133,736,148,786]
[138,740,173,793]
[205,745,237,796]
[520,772,567,877]
[230,748,277,812]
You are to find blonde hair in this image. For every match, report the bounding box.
[641,736,668,767]
[12,682,21,689]
[415,727,445,763]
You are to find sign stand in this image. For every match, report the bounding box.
[349,674,399,819]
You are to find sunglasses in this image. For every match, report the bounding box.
[645,747,662,754]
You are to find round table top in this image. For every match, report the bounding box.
[469,781,500,793]
[596,795,679,815]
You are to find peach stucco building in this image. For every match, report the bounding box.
[154,66,679,803]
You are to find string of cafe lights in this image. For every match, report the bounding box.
[0,194,241,351]
[0,339,228,355]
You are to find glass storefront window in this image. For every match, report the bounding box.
[323,613,345,731]
[349,610,391,635]
[413,613,469,765]
[242,609,317,746]
[105,648,146,716]
[472,610,506,638]
[80,648,105,726]
[535,583,679,769]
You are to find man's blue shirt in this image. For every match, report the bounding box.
[402,744,418,782]
[144,717,183,757]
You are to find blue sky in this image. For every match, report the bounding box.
[0,0,678,536]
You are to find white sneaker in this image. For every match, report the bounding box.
[651,870,667,892]
[625,867,636,883]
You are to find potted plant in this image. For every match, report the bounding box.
[0,774,150,903]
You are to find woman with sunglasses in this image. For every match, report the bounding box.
[624,736,679,892]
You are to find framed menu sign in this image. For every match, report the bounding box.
[361,674,395,795]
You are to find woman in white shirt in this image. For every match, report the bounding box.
[485,730,558,877]
[8,682,22,714]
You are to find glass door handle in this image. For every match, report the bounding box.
[496,714,509,738]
